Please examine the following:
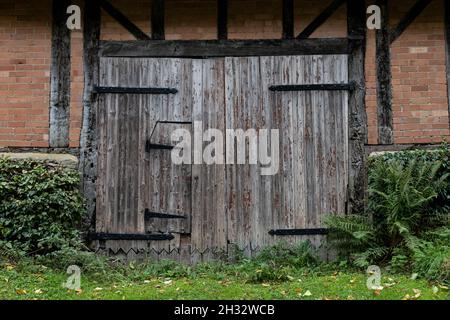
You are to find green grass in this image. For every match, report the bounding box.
[0,261,448,300]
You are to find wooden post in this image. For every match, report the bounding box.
[347,0,367,214]
[217,0,228,40]
[152,0,165,40]
[376,0,393,144]
[80,0,101,229]
[49,0,71,148]
[282,0,294,39]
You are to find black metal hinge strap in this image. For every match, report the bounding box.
[269,82,356,92]
[93,86,178,94]
[145,141,175,152]
[145,210,187,220]
[88,233,174,241]
[268,228,329,236]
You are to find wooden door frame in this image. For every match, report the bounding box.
[78,0,367,234]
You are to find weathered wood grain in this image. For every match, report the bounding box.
[99,39,352,58]
[49,0,71,148]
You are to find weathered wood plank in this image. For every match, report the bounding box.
[99,39,352,57]
[49,0,71,148]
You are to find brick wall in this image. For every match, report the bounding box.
[389,0,449,144]
[0,0,52,147]
[0,0,449,148]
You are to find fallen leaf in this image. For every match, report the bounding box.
[94,287,103,291]
[373,289,382,296]
[262,283,270,287]
[75,288,83,295]
[402,294,411,300]
[143,280,151,284]
[16,289,27,295]
[163,280,172,285]
[34,289,43,294]
[303,290,312,297]
[5,264,15,271]
[384,282,396,288]
[410,273,418,280]
[412,289,421,299]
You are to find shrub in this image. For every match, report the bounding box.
[325,146,450,282]
[0,157,86,255]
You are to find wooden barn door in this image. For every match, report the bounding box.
[94,55,349,260]
[95,58,193,255]
[224,55,349,255]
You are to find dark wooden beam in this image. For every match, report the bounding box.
[49,0,71,148]
[376,0,393,145]
[282,0,294,39]
[347,0,367,214]
[152,0,165,40]
[99,38,352,57]
[297,0,346,39]
[80,0,101,230]
[99,0,150,40]
[445,0,450,128]
[390,0,432,44]
[217,0,228,40]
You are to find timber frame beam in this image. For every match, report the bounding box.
[80,0,101,230]
[376,0,393,145]
[297,0,346,39]
[99,38,353,57]
[99,0,150,40]
[390,0,432,44]
[347,0,367,214]
[49,0,71,148]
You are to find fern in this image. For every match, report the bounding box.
[325,150,450,282]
